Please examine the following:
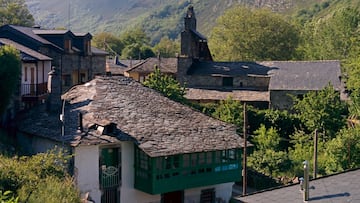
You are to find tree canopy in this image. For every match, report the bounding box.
[211,97,243,129]
[298,7,360,60]
[0,0,34,26]
[143,67,185,103]
[92,32,124,56]
[209,6,300,61]
[0,45,21,115]
[248,125,290,177]
[119,28,155,59]
[292,84,347,139]
[153,36,180,58]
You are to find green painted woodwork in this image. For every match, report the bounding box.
[100,147,120,189]
[134,146,242,194]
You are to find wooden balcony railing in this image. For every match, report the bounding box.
[21,83,48,97]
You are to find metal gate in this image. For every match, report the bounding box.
[100,147,121,203]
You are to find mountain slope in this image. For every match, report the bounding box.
[25,0,331,44]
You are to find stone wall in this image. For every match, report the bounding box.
[270,90,308,110]
[177,57,193,85]
[183,74,269,90]
[61,54,106,90]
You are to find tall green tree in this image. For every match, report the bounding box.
[321,126,360,174]
[0,0,34,26]
[92,32,124,56]
[298,7,360,60]
[209,6,299,61]
[249,108,300,150]
[292,84,347,140]
[211,97,243,129]
[120,28,155,59]
[143,67,185,102]
[0,45,21,115]
[288,130,316,176]
[248,125,290,177]
[153,37,180,58]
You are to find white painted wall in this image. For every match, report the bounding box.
[74,142,233,203]
[74,145,102,203]
[121,141,161,203]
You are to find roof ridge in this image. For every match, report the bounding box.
[124,58,150,72]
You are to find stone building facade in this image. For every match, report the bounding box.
[0,25,107,127]
[108,6,346,110]
[0,25,108,92]
[176,6,346,109]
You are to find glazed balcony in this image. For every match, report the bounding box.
[134,146,242,194]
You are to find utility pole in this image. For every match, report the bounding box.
[242,102,247,195]
[313,129,318,179]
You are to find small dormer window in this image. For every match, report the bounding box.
[222,77,233,87]
[64,39,71,52]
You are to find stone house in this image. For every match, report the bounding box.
[119,6,346,110]
[179,59,345,109]
[0,25,107,127]
[124,57,177,82]
[177,6,346,109]
[0,38,52,125]
[0,24,108,92]
[17,73,248,203]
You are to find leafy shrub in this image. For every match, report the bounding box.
[0,149,80,202]
[0,190,18,203]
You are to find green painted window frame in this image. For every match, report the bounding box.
[134,146,242,194]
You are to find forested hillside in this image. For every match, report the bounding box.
[25,0,329,44]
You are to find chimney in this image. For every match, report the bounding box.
[184,5,196,31]
[114,55,119,65]
[47,67,62,113]
[181,6,196,58]
[303,160,310,202]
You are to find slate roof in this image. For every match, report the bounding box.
[91,46,108,55]
[8,25,54,45]
[6,25,62,50]
[125,57,177,74]
[106,59,128,75]
[33,29,71,35]
[0,38,52,61]
[185,88,270,102]
[188,60,343,91]
[264,61,342,91]
[34,30,92,38]
[235,168,360,203]
[119,59,143,68]
[17,99,131,147]
[188,61,274,77]
[190,29,207,41]
[73,32,92,37]
[62,76,246,157]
